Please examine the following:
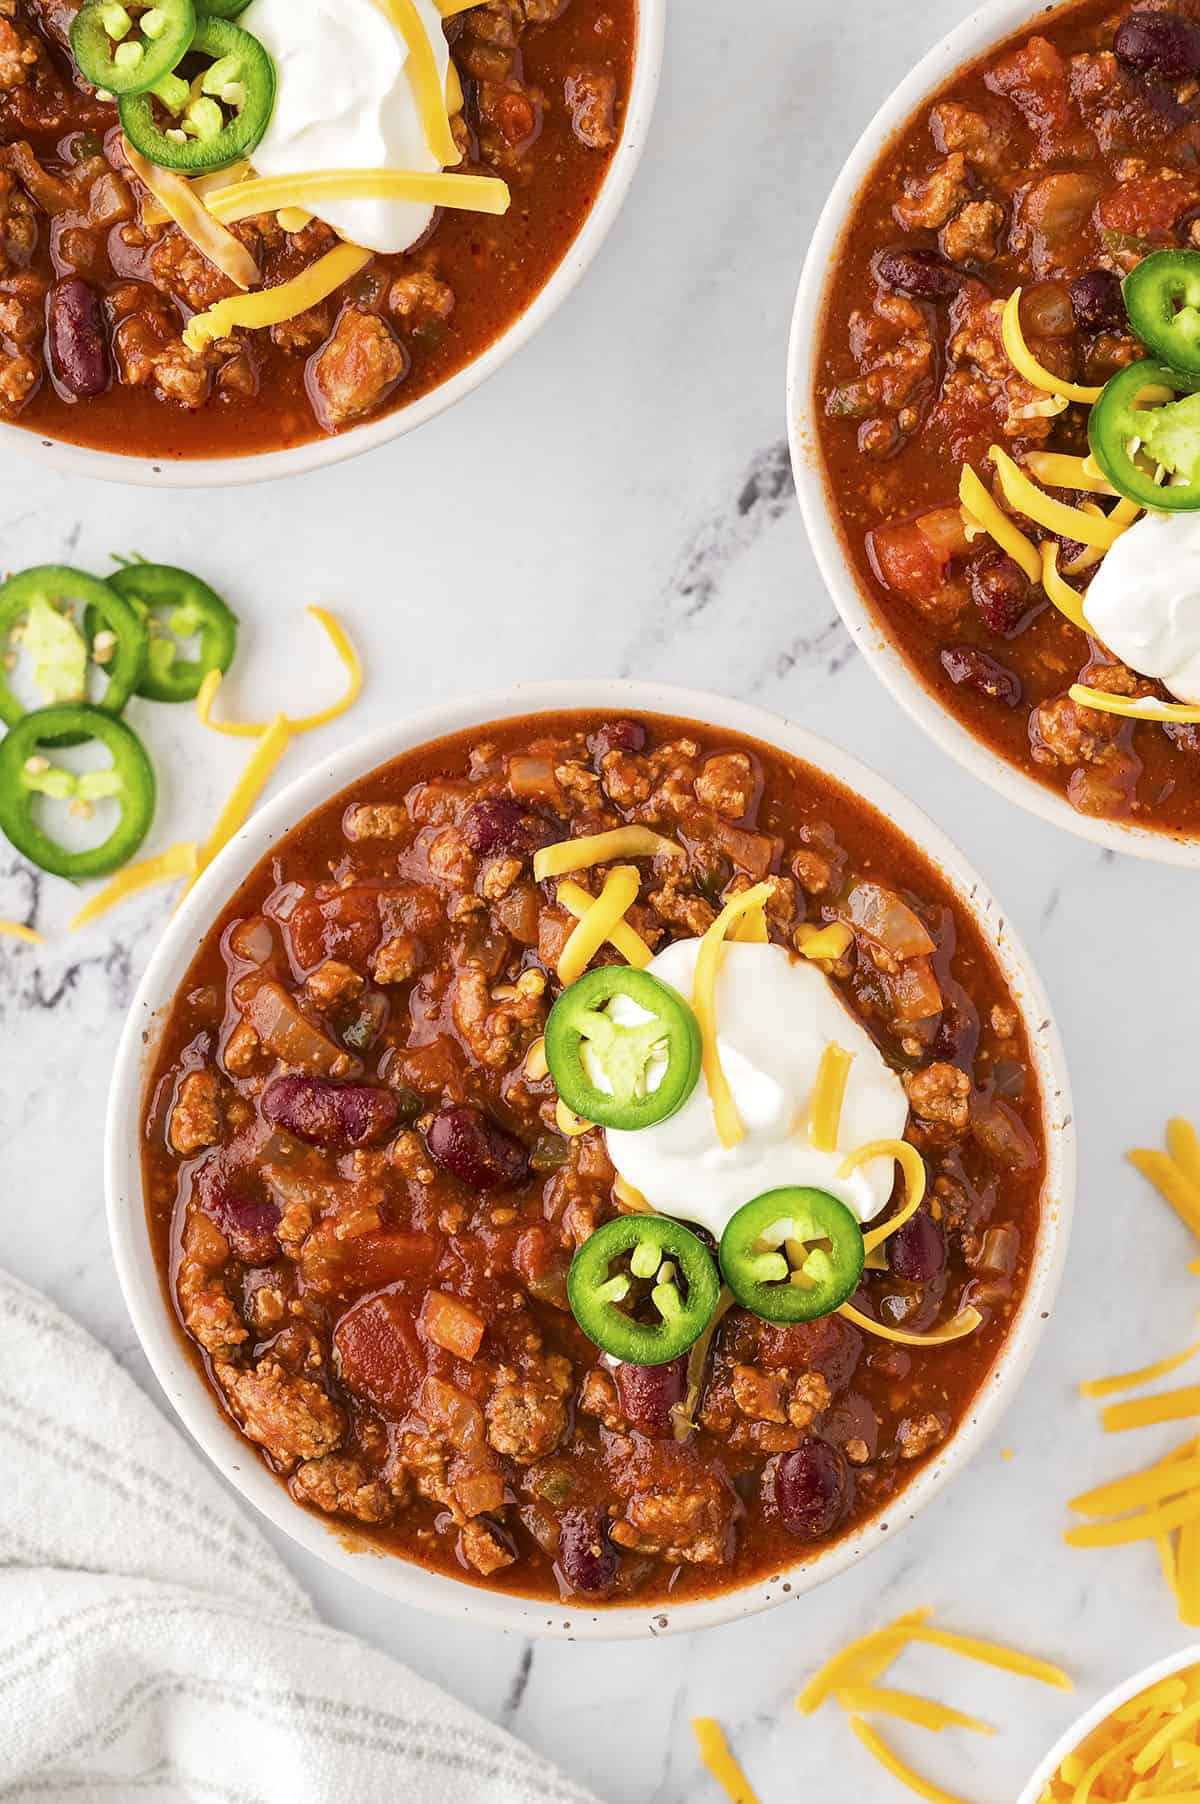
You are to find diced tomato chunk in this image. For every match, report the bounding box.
[420,1290,486,1361]
[303,1220,440,1292]
[334,1292,428,1415]
[868,520,950,603]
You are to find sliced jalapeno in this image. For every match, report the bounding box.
[87,563,238,704]
[1124,249,1200,375]
[0,566,147,746]
[197,0,251,14]
[1088,358,1200,511]
[119,16,276,171]
[567,1215,720,1364]
[71,0,196,97]
[0,704,156,879]
[719,1188,864,1325]
[545,966,702,1132]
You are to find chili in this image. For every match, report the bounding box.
[544,965,702,1131]
[0,703,156,878]
[119,17,276,172]
[719,1188,865,1325]
[567,1214,721,1364]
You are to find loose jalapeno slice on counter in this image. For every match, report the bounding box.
[119,16,276,171]
[1124,251,1200,375]
[567,1215,720,1364]
[87,563,238,704]
[71,0,196,97]
[544,966,702,1131]
[0,704,156,878]
[0,566,147,746]
[719,1188,864,1325]
[1089,358,1200,511]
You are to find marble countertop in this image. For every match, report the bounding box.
[3,0,1198,1798]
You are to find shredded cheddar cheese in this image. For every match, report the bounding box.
[1130,1146,1200,1239]
[990,444,1129,550]
[276,206,313,233]
[187,716,292,892]
[1081,1343,1200,1400]
[197,607,362,738]
[1063,502,1109,575]
[693,882,774,1149]
[809,1042,852,1154]
[70,842,198,930]
[1037,1662,1200,1801]
[555,1097,593,1137]
[184,242,373,352]
[958,465,1041,583]
[1025,450,1117,495]
[1169,1119,1200,1189]
[842,1140,927,1255]
[848,1718,970,1804]
[556,877,652,968]
[124,140,259,291]
[1102,1386,1200,1434]
[731,900,769,944]
[1065,1492,1200,1548]
[796,921,853,963]
[838,1300,983,1347]
[141,158,250,227]
[1040,542,1092,634]
[371,0,460,166]
[555,864,641,986]
[1068,684,1200,726]
[1001,288,1104,404]
[202,169,509,227]
[690,1720,760,1804]
[1070,1457,1200,1519]
[533,826,683,882]
[834,1688,993,1736]
[613,1174,651,1214]
[0,919,43,943]
[436,0,483,12]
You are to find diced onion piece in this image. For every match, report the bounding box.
[0,919,43,943]
[524,1036,548,1081]
[833,1687,993,1735]
[1069,683,1200,725]
[197,607,362,738]
[958,465,1041,583]
[689,1720,760,1804]
[809,1041,852,1154]
[845,880,934,959]
[534,826,683,881]
[556,1097,593,1137]
[557,876,652,967]
[990,444,1128,550]
[370,0,459,166]
[838,1301,982,1346]
[693,881,774,1149]
[1001,287,1104,403]
[1025,450,1117,495]
[556,864,641,986]
[140,158,250,228]
[1039,542,1091,633]
[184,242,373,352]
[1101,1385,1200,1434]
[69,842,198,930]
[796,1610,934,1714]
[796,921,853,962]
[1081,1342,1200,1400]
[125,140,259,289]
[843,1140,927,1255]
[202,169,509,226]
[848,1717,970,1804]
[188,716,291,891]
[1129,1147,1200,1238]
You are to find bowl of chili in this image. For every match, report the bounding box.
[0,0,664,487]
[105,679,1074,1638]
[788,0,1200,863]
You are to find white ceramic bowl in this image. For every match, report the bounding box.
[12,0,664,490]
[105,679,1075,1639]
[787,0,1200,867]
[1019,1643,1200,1802]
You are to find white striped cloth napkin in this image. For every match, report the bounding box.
[0,1268,600,1804]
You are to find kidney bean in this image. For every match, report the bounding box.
[589,718,647,762]
[427,1104,529,1190]
[889,1210,947,1285]
[614,1356,688,1436]
[196,1168,280,1264]
[47,278,110,399]
[873,246,964,300]
[460,797,557,857]
[940,646,1022,707]
[767,1440,850,1540]
[557,1508,620,1597]
[1115,10,1200,76]
[969,550,1034,638]
[1070,268,1126,333]
[261,1074,398,1147]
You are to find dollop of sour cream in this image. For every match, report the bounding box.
[240,0,451,255]
[1082,510,1200,705]
[603,939,909,1245]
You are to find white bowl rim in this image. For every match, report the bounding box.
[1019,1642,1200,1802]
[7,0,665,491]
[105,677,1075,1641]
[786,0,1200,868]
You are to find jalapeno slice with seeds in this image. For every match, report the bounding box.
[0,566,147,746]
[1124,250,1200,376]
[197,0,251,14]
[544,966,702,1132]
[119,16,276,172]
[719,1188,865,1325]
[71,0,196,97]
[88,563,238,704]
[567,1215,720,1364]
[1088,358,1200,511]
[0,704,156,879]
